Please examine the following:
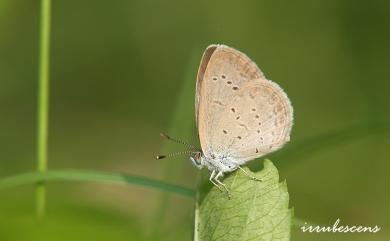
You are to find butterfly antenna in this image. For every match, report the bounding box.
[156,150,194,160]
[159,132,199,150]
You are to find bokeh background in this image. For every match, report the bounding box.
[0,0,389,241]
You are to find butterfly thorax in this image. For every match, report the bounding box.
[190,150,238,173]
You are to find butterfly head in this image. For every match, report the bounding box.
[157,132,206,169]
[189,151,204,169]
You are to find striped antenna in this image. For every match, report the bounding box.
[156,150,194,160]
[159,132,199,150]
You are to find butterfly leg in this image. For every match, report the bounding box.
[209,170,223,192]
[238,166,262,181]
[215,171,231,199]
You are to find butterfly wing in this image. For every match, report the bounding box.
[195,45,266,156]
[214,79,293,164]
[195,45,218,129]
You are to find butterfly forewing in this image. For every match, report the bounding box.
[196,45,266,156]
[195,45,218,129]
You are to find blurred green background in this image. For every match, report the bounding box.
[0,0,389,240]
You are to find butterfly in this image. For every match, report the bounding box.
[158,44,293,197]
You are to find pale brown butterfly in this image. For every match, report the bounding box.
[158,44,293,197]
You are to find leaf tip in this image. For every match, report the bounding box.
[279,179,288,191]
[263,158,274,167]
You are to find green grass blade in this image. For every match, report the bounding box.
[0,170,195,198]
[257,121,390,170]
[150,47,201,236]
[0,169,309,229]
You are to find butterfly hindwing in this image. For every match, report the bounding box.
[214,80,293,164]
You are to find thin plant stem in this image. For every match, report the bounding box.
[36,0,51,220]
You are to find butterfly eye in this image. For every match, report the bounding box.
[194,152,201,161]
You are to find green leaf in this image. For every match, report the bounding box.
[194,160,292,241]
